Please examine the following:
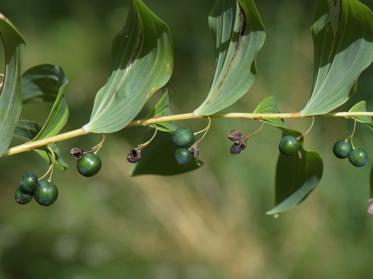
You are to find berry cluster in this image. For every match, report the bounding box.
[15,148,103,207]
[333,139,368,167]
[15,173,58,206]
[127,127,200,166]
[172,128,198,165]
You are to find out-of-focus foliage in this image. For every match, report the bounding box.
[0,0,373,278]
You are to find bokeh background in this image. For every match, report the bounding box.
[1,0,373,278]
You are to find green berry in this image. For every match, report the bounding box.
[172,128,195,147]
[19,173,38,194]
[34,181,58,206]
[348,148,368,167]
[333,139,352,159]
[175,148,193,165]
[77,153,102,177]
[279,135,299,156]
[15,188,33,205]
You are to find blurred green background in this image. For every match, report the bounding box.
[1,0,373,278]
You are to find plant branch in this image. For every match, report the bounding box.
[2,111,372,158]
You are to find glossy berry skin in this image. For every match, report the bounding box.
[348,148,368,167]
[34,181,58,206]
[19,173,38,194]
[333,140,352,159]
[15,188,33,205]
[172,128,195,147]
[175,148,193,165]
[279,135,299,156]
[77,153,102,177]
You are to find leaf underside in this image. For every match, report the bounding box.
[194,0,266,115]
[14,120,68,170]
[349,100,373,127]
[12,64,70,170]
[253,96,284,127]
[84,0,173,133]
[0,14,24,156]
[146,90,177,133]
[267,149,323,215]
[301,0,373,115]
[24,64,70,140]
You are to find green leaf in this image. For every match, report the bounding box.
[349,100,373,124]
[369,167,373,199]
[20,64,70,140]
[253,96,284,127]
[147,90,177,133]
[22,64,68,104]
[13,65,69,168]
[301,0,373,116]
[32,69,69,140]
[14,120,68,170]
[84,0,173,133]
[0,14,25,156]
[267,148,323,215]
[35,145,68,171]
[14,119,41,141]
[130,131,203,176]
[194,0,266,115]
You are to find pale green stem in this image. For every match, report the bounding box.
[2,111,373,158]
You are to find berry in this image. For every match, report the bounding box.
[175,148,193,165]
[19,173,38,194]
[15,188,33,205]
[333,139,352,159]
[348,148,368,167]
[230,144,242,154]
[34,181,58,206]
[77,153,102,177]
[230,142,246,155]
[279,135,299,156]
[172,128,195,147]
[127,148,142,163]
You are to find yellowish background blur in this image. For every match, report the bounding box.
[0,0,373,278]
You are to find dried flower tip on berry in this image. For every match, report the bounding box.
[70,147,84,160]
[127,148,142,163]
[189,146,200,158]
[228,130,243,142]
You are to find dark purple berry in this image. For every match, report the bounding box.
[127,148,142,163]
[230,144,241,154]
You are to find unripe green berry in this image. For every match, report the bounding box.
[34,181,58,206]
[348,148,368,167]
[19,173,38,194]
[172,128,195,147]
[279,135,299,156]
[77,153,102,177]
[333,139,352,159]
[175,148,193,165]
[15,188,33,205]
